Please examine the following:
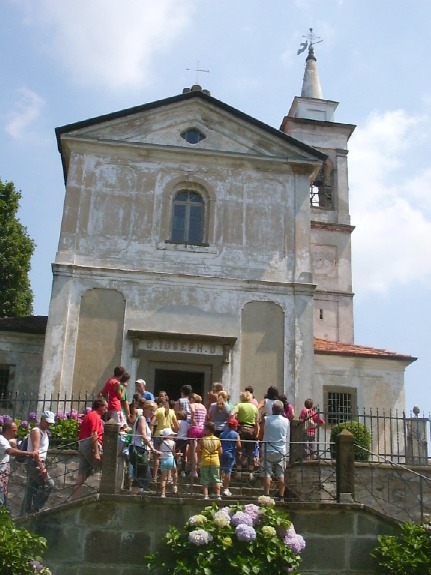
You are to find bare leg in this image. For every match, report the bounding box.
[263,476,271,496]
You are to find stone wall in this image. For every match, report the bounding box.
[18,495,399,575]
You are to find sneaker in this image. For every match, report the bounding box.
[249,472,254,481]
[160,493,166,498]
[204,496,209,500]
[216,495,222,500]
[172,485,178,494]
[193,472,199,479]
[223,489,232,497]
[180,471,186,478]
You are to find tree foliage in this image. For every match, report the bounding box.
[0,179,35,317]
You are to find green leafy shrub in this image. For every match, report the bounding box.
[372,521,431,574]
[49,418,79,448]
[0,507,51,574]
[146,496,305,575]
[330,421,371,461]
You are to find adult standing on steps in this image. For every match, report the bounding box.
[0,419,37,510]
[21,411,55,514]
[260,400,290,501]
[73,398,108,498]
[230,390,259,480]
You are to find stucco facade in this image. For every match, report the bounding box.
[0,46,416,415]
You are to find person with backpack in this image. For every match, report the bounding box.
[299,398,325,460]
[0,419,37,509]
[21,411,55,514]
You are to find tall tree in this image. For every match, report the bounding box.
[0,178,35,317]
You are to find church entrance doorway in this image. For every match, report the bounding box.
[154,369,205,401]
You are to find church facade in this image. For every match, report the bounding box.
[1,46,415,419]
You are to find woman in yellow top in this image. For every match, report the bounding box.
[230,390,259,480]
[196,421,222,500]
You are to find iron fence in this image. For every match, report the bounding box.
[1,394,430,465]
[314,408,430,465]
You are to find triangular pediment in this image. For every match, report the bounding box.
[56,90,325,178]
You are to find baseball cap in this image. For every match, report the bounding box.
[228,417,239,428]
[135,379,146,386]
[160,428,177,437]
[41,410,55,424]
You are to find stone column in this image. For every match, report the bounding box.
[336,429,355,502]
[99,419,121,494]
[289,420,304,463]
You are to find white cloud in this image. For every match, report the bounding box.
[5,87,45,140]
[350,109,431,295]
[14,0,196,91]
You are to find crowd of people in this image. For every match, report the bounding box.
[96,367,325,500]
[0,366,325,511]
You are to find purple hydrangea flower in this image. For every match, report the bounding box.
[231,511,253,527]
[283,528,306,553]
[68,409,79,420]
[188,529,213,546]
[243,504,260,524]
[28,412,37,421]
[55,412,67,421]
[21,420,29,429]
[84,407,92,415]
[235,524,256,542]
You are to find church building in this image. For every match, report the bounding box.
[1,41,415,419]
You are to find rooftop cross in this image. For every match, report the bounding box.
[186,60,210,85]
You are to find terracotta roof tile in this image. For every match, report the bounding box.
[314,338,416,362]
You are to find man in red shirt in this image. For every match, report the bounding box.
[73,398,108,497]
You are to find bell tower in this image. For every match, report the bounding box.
[281,30,356,344]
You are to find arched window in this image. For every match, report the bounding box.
[171,190,205,244]
[310,159,334,209]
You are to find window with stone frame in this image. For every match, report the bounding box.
[324,386,357,425]
[170,190,206,245]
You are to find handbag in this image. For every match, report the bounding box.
[129,444,149,465]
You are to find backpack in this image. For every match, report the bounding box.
[303,410,315,431]
[15,435,29,463]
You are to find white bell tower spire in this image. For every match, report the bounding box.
[300,28,323,99]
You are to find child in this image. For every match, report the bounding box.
[196,421,222,500]
[299,398,325,460]
[175,410,190,477]
[158,428,178,497]
[219,417,241,497]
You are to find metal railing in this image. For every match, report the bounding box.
[1,394,430,464]
[311,408,430,465]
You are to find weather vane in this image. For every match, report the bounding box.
[186,60,210,84]
[297,27,323,55]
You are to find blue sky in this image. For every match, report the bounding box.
[1,0,430,414]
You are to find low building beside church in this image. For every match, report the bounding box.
[0,43,415,422]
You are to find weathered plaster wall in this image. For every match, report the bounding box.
[0,332,44,396]
[313,353,407,413]
[41,99,320,399]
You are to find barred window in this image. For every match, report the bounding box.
[325,387,357,425]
